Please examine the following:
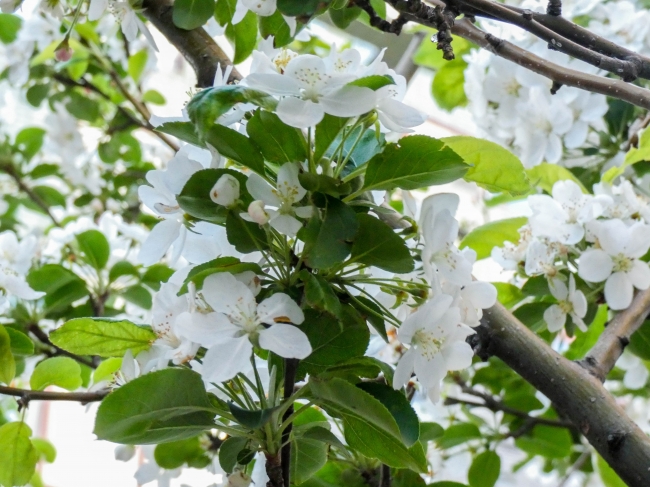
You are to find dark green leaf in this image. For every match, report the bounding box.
[228,402,277,429]
[94,368,216,444]
[15,127,46,161]
[299,426,346,449]
[314,114,349,163]
[420,422,444,442]
[301,271,342,317]
[76,230,110,270]
[180,257,263,294]
[109,261,139,283]
[26,84,50,107]
[329,5,361,28]
[154,437,206,469]
[298,173,351,197]
[32,186,65,207]
[226,212,268,254]
[258,10,292,47]
[226,10,257,64]
[121,285,153,310]
[173,0,215,30]
[350,213,414,273]
[353,295,387,341]
[214,0,236,24]
[514,424,572,458]
[277,0,324,16]
[5,327,34,356]
[27,264,88,314]
[177,168,249,222]
[468,451,500,487]
[291,438,328,485]
[629,319,650,360]
[362,135,468,192]
[219,436,248,473]
[205,125,265,174]
[436,423,481,449]
[247,110,307,164]
[156,122,202,146]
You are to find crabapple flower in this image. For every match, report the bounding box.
[528,180,611,244]
[176,272,311,383]
[245,52,377,128]
[578,219,650,310]
[442,281,497,328]
[210,174,240,207]
[491,225,532,270]
[0,267,45,311]
[544,275,588,332]
[88,0,158,50]
[393,294,475,403]
[114,444,136,462]
[245,163,312,236]
[525,240,562,278]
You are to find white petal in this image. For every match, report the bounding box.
[244,73,301,96]
[269,214,303,236]
[241,0,276,16]
[393,348,416,390]
[246,174,282,207]
[174,311,238,347]
[377,98,425,132]
[276,97,324,128]
[571,290,588,318]
[605,272,634,310]
[257,293,304,325]
[88,0,108,20]
[399,294,453,344]
[544,304,566,332]
[202,272,257,319]
[578,249,613,283]
[277,162,306,202]
[319,86,377,118]
[629,260,650,290]
[258,324,311,358]
[624,364,649,390]
[202,337,253,383]
[441,341,474,371]
[548,277,569,301]
[460,282,497,309]
[138,219,181,266]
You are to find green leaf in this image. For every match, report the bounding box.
[565,305,607,360]
[514,424,572,458]
[420,422,444,442]
[596,454,626,487]
[432,59,468,111]
[0,422,38,487]
[350,213,414,273]
[109,261,139,282]
[50,317,156,358]
[127,49,148,82]
[142,90,166,105]
[27,264,88,313]
[298,174,351,197]
[299,426,346,449]
[30,357,82,391]
[441,136,531,195]
[180,257,263,294]
[187,85,276,137]
[214,0,236,24]
[413,35,473,70]
[30,439,56,463]
[493,282,524,309]
[0,14,21,44]
[26,84,50,107]
[0,326,15,385]
[460,217,527,260]
[527,163,587,194]
[156,122,202,146]
[301,271,342,317]
[624,126,650,166]
[299,308,369,374]
[354,295,387,341]
[437,423,481,449]
[218,436,248,474]
[429,483,470,487]
[362,135,468,192]
[5,328,33,356]
[314,114,349,163]
[94,368,216,444]
[76,229,110,270]
[93,357,123,383]
[142,264,175,291]
[32,186,65,207]
[15,127,46,161]
[228,402,277,429]
[310,378,427,471]
[225,10,257,63]
[356,382,419,447]
[121,285,153,310]
[329,6,361,28]
[300,196,358,270]
[629,319,650,360]
[258,10,293,47]
[177,168,249,222]
[291,438,328,485]
[154,437,206,469]
[205,125,265,174]
[348,75,394,91]
[65,91,100,122]
[226,212,269,254]
[468,451,500,487]
[277,0,323,16]
[173,0,215,29]
[247,110,307,164]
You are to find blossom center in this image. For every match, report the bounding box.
[412,329,443,360]
[612,253,633,272]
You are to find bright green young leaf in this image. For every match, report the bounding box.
[565,305,607,360]
[225,10,257,64]
[413,34,473,70]
[142,90,166,105]
[94,368,217,444]
[30,439,56,464]
[527,163,587,194]
[0,14,21,44]
[310,378,427,471]
[624,126,650,166]
[177,168,249,222]
[0,326,15,385]
[127,49,148,82]
[432,59,468,111]
[204,125,265,174]
[5,327,33,356]
[460,217,527,260]
[350,213,414,273]
[247,110,307,164]
[357,382,420,447]
[173,0,215,29]
[0,422,38,487]
[348,75,394,91]
[362,135,469,193]
[596,454,626,487]
[214,0,236,24]
[437,423,481,449]
[442,136,531,195]
[76,229,110,270]
[291,438,328,485]
[493,282,524,309]
[50,317,156,358]
[93,357,123,384]
[429,483,470,487]
[468,451,501,487]
[30,357,82,391]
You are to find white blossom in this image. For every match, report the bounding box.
[544,275,588,332]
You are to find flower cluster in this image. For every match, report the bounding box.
[493,179,650,334]
[0,231,43,312]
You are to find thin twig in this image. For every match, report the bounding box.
[0,385,109,406]
[581,289,650,381]
[556,450,590,487]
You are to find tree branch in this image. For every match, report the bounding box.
[0,385,109,406]
[28,324,98,369]
[472,303,650,485]
[141,0,242,87]
[580,289,650,381]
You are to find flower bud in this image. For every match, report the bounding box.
[226,471,252,487]
[55,39,72,62]
[247,200,270,225]
[114,444,136,462]
[210,174,240,207]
